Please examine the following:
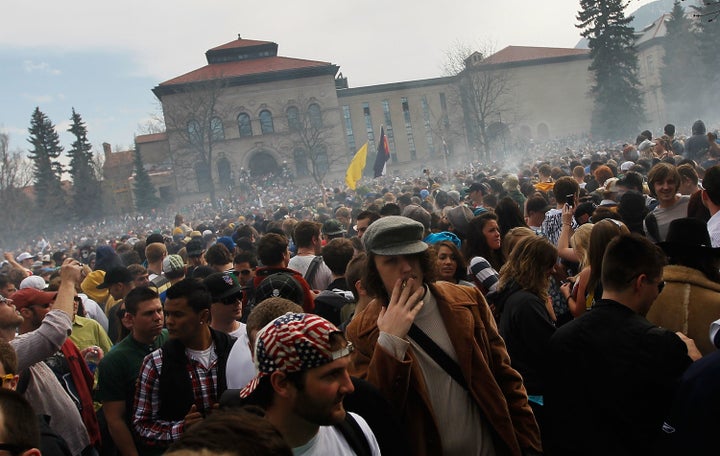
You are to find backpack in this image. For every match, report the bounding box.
[313,289,355,327]
[303,255,324,288]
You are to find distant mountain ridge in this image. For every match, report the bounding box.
[575,0,677,48]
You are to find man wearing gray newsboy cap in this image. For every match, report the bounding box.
[347,215,541,456]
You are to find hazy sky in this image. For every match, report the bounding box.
[0,0,657,154]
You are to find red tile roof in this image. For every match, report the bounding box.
[159,56,334,86]
[135,132,168,144]
[208,38,274,52]
[482,46,589,65]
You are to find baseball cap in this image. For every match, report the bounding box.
[16,252,36,262]
[216,236,236,252]
[362,216,428,256]
[162,254,185,274]
[186,239,205,257]
[96,266,134,289]
[204,271,243,302]
[10,288,58,310]
[254,273,304,305]
[239,313,352,398]
[19,276,47,291]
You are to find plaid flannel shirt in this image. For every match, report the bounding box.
[132,347,218,445]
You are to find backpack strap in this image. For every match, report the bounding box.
[333,412,372,456]
[304,256,323,288]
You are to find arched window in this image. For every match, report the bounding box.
[237,113,252,137]
[286,106,301,132]
[259,110,274,134]
[210,117,224,141]
[294,148,308,176]
[308,103,322,129]
[217,157,231,186]
[313,145,329,176]
[187,119,202,144]
[195,162,212,193]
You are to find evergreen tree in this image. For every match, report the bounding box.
[690,0,720,115]
[577,0,645,139]
[132,146,160,212]
[27,107,66,219]
[67,108,102,219]
[661,1,703,125]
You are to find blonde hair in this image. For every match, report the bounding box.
[498,236,557,303]
[570,223,594,269]
[502,226,536,259]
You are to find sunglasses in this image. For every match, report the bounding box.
[220,292,243,305]
[1,374,14,384]
[237,269,252,275]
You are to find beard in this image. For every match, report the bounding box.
[293,390,347,426]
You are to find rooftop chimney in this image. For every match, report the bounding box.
[103,142,112,159]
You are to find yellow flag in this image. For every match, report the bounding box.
[345,142,368,190]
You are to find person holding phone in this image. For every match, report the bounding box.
[346,216,541,456]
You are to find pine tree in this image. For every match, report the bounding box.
[67,108,102,220]
[577,0,645,139]
[132,147,160,212]
[690,1,720,115]
[661,1,703,125]
[27,107,66,219]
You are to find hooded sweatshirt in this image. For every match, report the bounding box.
[685,120,710,162]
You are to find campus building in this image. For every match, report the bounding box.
[103,18,668,209]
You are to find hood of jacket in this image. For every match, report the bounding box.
[692,120,706,136]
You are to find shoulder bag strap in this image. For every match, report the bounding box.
[334,412,372,456]
[304,255,323,286]
[408,323,469,391]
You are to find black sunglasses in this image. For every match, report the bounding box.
[237,269,252,275]
[220,292,243,305]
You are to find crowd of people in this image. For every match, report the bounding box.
[0,119,719,455]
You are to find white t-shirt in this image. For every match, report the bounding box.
[288,255,332,290]
[225,327,255,389]
[293,412,381,456]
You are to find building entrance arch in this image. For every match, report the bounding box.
[248,150,278,177]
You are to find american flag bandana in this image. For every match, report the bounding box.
[239,313,353,398]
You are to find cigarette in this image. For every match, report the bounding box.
[401,279,408,290]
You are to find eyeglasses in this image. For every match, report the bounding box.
[220,293,243,305]
[237,269,252,275]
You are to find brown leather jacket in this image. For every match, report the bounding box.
[346,281,542,456]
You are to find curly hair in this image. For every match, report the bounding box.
[432,240,468,283]
[364,250,437,303]
[497,236,557,303]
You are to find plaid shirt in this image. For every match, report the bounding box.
[132,346,219,445]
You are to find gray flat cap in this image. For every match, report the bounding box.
[362,216,428,256]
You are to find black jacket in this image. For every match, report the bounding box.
[158,328,236,421]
